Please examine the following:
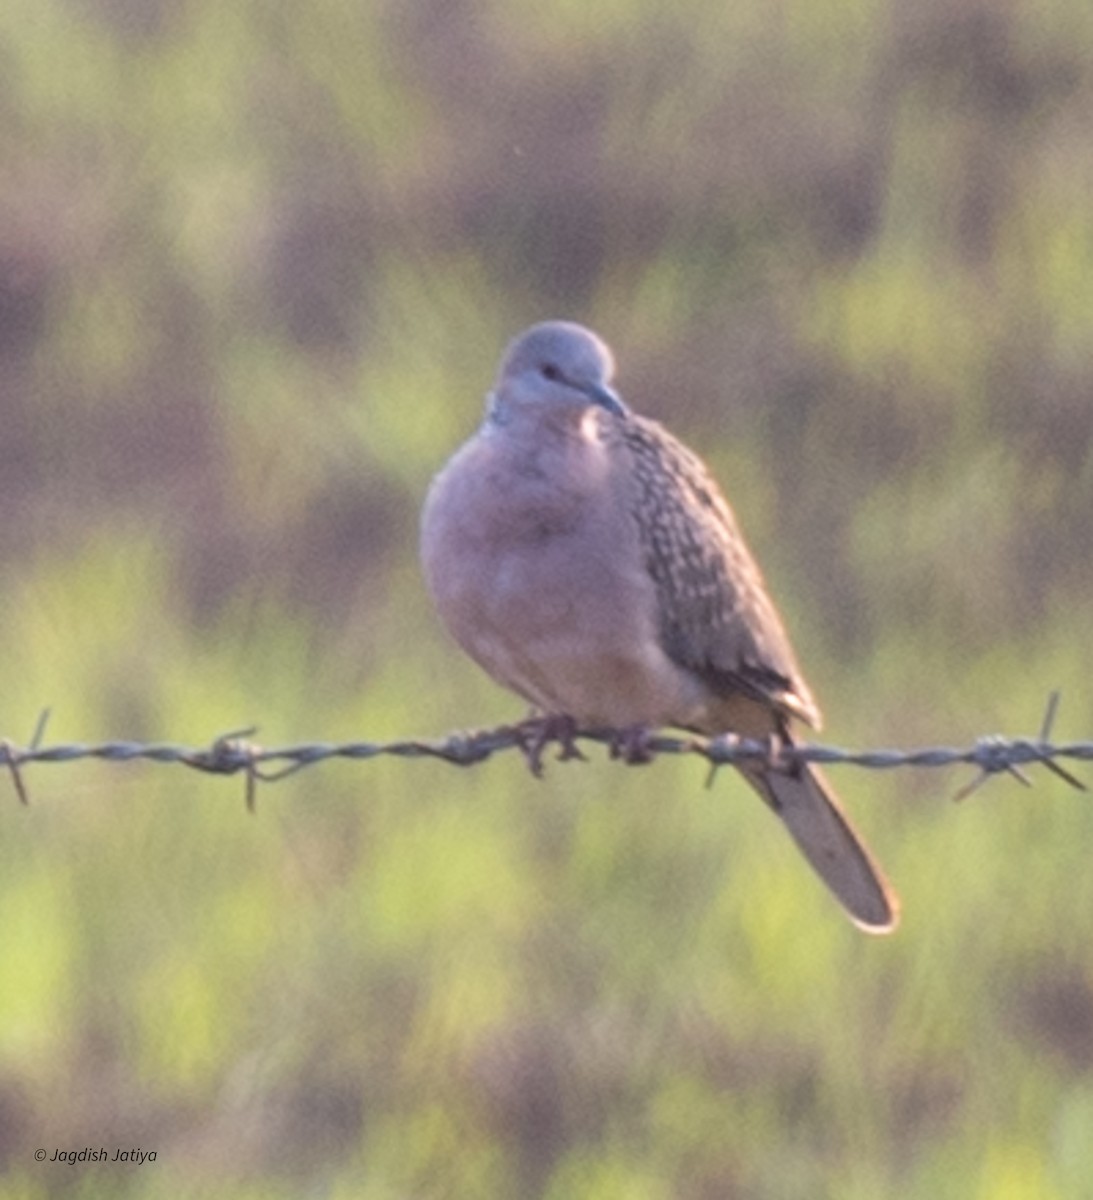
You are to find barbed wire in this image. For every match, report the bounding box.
[0,693,1087,811]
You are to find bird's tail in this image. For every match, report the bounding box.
[739,760,900,934]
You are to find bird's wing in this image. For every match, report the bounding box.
[614,414,821,728]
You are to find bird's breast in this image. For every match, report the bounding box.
[422,424,701,722]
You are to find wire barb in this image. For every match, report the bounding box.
[183,727,262,812]
[1,708,51,806]
[952,693,1088,802]
[1,740,29,806]
[0,694,1086,803]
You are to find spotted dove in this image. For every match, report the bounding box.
[420,320,899,933]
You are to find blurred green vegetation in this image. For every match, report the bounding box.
[1,0,1092,1195]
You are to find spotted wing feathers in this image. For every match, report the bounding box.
[616,415,820,728]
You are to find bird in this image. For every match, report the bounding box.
[420,320,899,933]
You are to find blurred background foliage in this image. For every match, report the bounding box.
[1,0,1092,1195]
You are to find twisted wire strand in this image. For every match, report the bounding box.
[0,694,1087,808]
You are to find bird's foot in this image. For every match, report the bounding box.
[609,724,655,766]
[760,729,804,777]
[762,730,786,770]
[515,714,586,778]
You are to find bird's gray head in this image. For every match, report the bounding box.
[488,321,628,425]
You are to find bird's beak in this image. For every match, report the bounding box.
[584,382,628,417]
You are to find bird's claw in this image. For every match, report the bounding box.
[515,714,585,777]
[609,725,655,765]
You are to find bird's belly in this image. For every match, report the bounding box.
[456,535,704,726]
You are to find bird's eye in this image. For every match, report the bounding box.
[540,363,562,382]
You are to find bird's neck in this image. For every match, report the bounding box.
[486,396,602,445]
[475,407,610,537]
